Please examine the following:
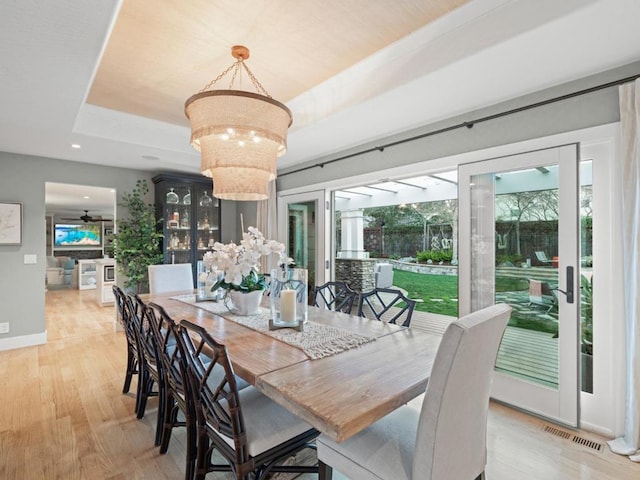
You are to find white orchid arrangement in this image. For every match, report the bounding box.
[202,226,291,293]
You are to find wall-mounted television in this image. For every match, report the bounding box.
[54,223,102,247]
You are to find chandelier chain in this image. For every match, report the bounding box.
[227,62,241,89]
[240,61,271,98]
[199,61,237,93]
[198,58,272,98]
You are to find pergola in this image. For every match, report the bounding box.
[333,164,593,260]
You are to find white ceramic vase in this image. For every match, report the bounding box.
[226,289,263,315]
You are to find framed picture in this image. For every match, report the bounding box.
[0,202,23,245]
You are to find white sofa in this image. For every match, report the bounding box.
[46,256,77,287]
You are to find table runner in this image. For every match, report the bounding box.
[170,294,376,359]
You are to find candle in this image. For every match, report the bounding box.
[280,289,297,323]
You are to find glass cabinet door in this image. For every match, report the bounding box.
[163,183,193,265]
[153,174,222,285]
[193,183,220,256]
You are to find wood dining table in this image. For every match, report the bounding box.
[144,290,443,443]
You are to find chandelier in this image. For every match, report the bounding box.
[185,45,292,201]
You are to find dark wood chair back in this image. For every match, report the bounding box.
[147,302,197,480]
[112,285,140,401]
[357,287,416,327]
[178,320,249,471]
[313,281,357,314]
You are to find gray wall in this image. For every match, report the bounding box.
[0,152,250,344]
[278,61,640,191]
[0,153,153,341]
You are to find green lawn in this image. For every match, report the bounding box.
[393,269,458,316]
[393,269,556,334]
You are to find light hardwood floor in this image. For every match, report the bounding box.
[0,288,637,479]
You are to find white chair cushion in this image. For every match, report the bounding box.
[317,405,418,480]
[211,386,314,457]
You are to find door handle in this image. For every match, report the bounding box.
[555,266,574,304]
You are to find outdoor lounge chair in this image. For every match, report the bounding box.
[534,251,553,265]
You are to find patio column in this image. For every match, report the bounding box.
[337,209,368,259]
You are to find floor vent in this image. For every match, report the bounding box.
[572,435,603,451]
[544,425,604,452]
[544,425,572,439]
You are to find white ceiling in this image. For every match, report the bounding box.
[2,0,640,215]
[45,182,116,219]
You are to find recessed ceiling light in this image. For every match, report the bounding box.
[141,154,159,160]
[83,196,90,199]
[71,143,81,149]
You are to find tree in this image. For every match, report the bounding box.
[112,179,163,293]
[405,200,458,262]
[496,192,542,255]
[363,206,405,228]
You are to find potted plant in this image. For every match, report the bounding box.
[203,226,290,315]
[112,179,164,293]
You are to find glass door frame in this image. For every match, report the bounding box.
[458,144,580,427]
[277,190,330,291]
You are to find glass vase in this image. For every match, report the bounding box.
[269,268,308,328]
[196,261,222,302]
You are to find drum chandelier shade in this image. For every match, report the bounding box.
[184,46,292,201]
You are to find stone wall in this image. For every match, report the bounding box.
[335,258,376,293]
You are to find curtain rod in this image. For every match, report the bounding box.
[279,72,640,178]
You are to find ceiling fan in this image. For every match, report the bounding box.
[61,210,108,223]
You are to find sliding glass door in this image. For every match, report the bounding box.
[458,144,580,427]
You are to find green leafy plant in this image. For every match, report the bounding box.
[214,269,268,293]
[416,249,453,263]
[495,253,524,266]
[112,179,163,293]
[580,274,593,354]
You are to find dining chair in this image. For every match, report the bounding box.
[147,302,197,480]
[129,295,165,446]
[357,287,416,327]
[317,303,512,480]
[112,285,140,404]
[178,319,319,480]
[148,263,194,294]
[313,281,358,314]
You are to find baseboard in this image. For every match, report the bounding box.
[0,330,47,351]
[580,420,615,439]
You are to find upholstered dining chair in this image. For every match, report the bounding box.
[178,320,319,480]
[112,285,140,405]
[313,281,358,314]
[357,287,416,327]
[148,263,194,294]
[317,303,512,480]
